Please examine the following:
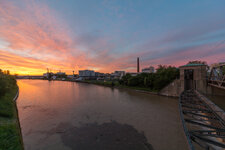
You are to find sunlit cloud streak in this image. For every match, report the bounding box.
[0,0,93,74]
[0,0,224,75]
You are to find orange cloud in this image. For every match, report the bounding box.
[0,0,96,74]
[0,50,74,75]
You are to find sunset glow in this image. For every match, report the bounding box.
[0,0,225,75]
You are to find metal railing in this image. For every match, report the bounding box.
[208,64,225,90]
[179,90,225,150]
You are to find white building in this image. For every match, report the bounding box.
[111,71,125,79]
[79,70,95,77]
[114,71,125,76]
[43,72,54,78]
[142,66,155,73]
[56,72,66,76]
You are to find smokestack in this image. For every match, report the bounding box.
[137,57,140,73]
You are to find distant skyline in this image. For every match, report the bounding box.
[0,0,225,75]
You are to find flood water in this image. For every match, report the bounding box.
[206,95,225,111]
[17,80,188,150]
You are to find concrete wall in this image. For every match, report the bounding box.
[160,78,225,97]
[159,79,183,97]
[206,85,225,96]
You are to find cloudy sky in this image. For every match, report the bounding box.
[0,0,225,75]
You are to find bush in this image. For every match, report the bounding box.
[128,76,139,86]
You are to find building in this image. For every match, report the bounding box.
[159,63,208,97]
[56,72,66,76]
[114,71,125,76]
[95,72,105,80]
[95,72,105,77]
[79,70,95,77]
[142,66,155,73]
[78,70,95,80]
[179,63,207,92]
[43,72,54,79]
[104,73,111,80]
[111,71,125,79]
[129,72,138,76]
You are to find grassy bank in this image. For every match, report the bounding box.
[0,73,23,150]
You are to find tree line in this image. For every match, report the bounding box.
[119,65,179,91]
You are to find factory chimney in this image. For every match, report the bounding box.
[137,57,140,73]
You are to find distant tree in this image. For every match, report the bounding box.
[146,73,155,88]
[144,77,147,87]
[128,76,139,86]
[121,73,132,85]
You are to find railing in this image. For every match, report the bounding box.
[13,87,19,101]
[179,90,225,150]
[208,64,225,90]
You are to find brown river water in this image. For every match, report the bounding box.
[17,80,189,150]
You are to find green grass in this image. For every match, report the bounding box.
[0,84,23,150]
[0,124,22,150]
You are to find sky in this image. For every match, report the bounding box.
[0,0,225,75]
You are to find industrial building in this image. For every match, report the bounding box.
[79,70,95,77]
[111,71,126,79]
[142,66,155,73]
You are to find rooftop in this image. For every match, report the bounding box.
[179,63,206,68]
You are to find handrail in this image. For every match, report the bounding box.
[13,87,19,101]
[179,91,195,150]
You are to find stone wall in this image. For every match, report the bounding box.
[159,79,183,97]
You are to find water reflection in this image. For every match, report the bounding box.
[17,80,188,150]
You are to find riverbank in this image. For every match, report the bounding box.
[0,84,23,150]
[19,78,180,99]
[76,80,160,95]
